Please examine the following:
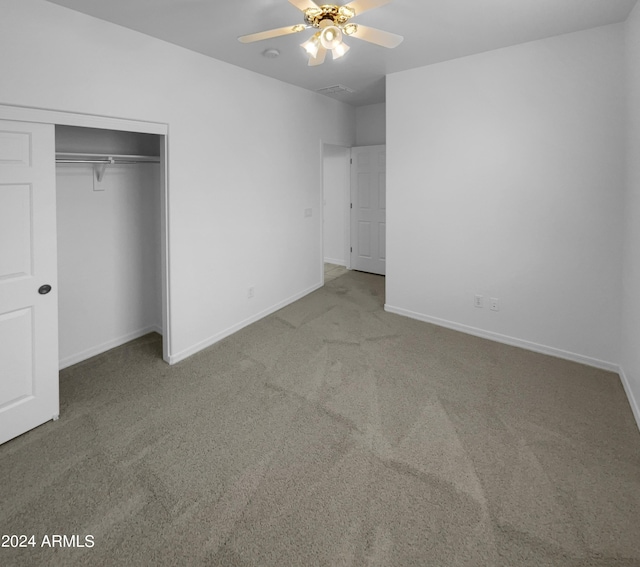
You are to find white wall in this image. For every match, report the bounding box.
[0,0,356,363]
[56,127,161,368]
[356,103,386,146]
[621,4,640,425]
[322,145,350,266]
[386,24,626,369]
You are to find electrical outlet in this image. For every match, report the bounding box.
[490,298,500,312]
[248,286,255,299]
[474,294,484,308]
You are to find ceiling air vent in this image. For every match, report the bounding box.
[316,84,355,95]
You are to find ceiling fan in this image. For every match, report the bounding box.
[238,0,403,66]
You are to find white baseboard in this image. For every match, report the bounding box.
[618,365,640,432]
[324,258,346,266]
[169,283,323,365]
[59,324,163,370]
[384,304,619,373]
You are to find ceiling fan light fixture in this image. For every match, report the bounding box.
[308,46,328,66]
[332,41,350,60]
[320,25,343,50]
[301,32,321,58]
[239,1,404,68]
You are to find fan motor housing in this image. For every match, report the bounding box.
[304,4,355,27]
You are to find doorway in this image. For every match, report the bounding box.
[55,125,164,369]
[321,143,387,281]
[322,143,351,282]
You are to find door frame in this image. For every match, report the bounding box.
[0,104,172,363]
[320,141,352,283]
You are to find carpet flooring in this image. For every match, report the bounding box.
[1,270,639,566]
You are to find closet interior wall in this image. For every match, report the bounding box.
[55,126,162,369]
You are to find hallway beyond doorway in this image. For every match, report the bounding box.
[324,263,348,283]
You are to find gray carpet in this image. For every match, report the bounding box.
[1,270,640,566]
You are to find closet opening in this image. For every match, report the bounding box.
[55,125,165,369]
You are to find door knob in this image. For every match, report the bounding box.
[38,284,52,295]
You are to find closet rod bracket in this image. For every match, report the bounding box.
[94,157,115,184]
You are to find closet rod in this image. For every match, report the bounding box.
[55,152,160,164]
[55,152,160,183]
[56,159,160,164]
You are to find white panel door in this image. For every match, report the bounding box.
[0,120,59,445]
[350,145,386,275]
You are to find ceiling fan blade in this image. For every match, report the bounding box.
[342,0,391,17]
[288,0,320,12]
[349,24,403,48]
[238,24,307,43]
[309,46,327,66]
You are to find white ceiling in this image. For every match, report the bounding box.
[45,0,637,106]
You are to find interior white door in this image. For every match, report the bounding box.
[0,120,59,445]
[350,145,386,275]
